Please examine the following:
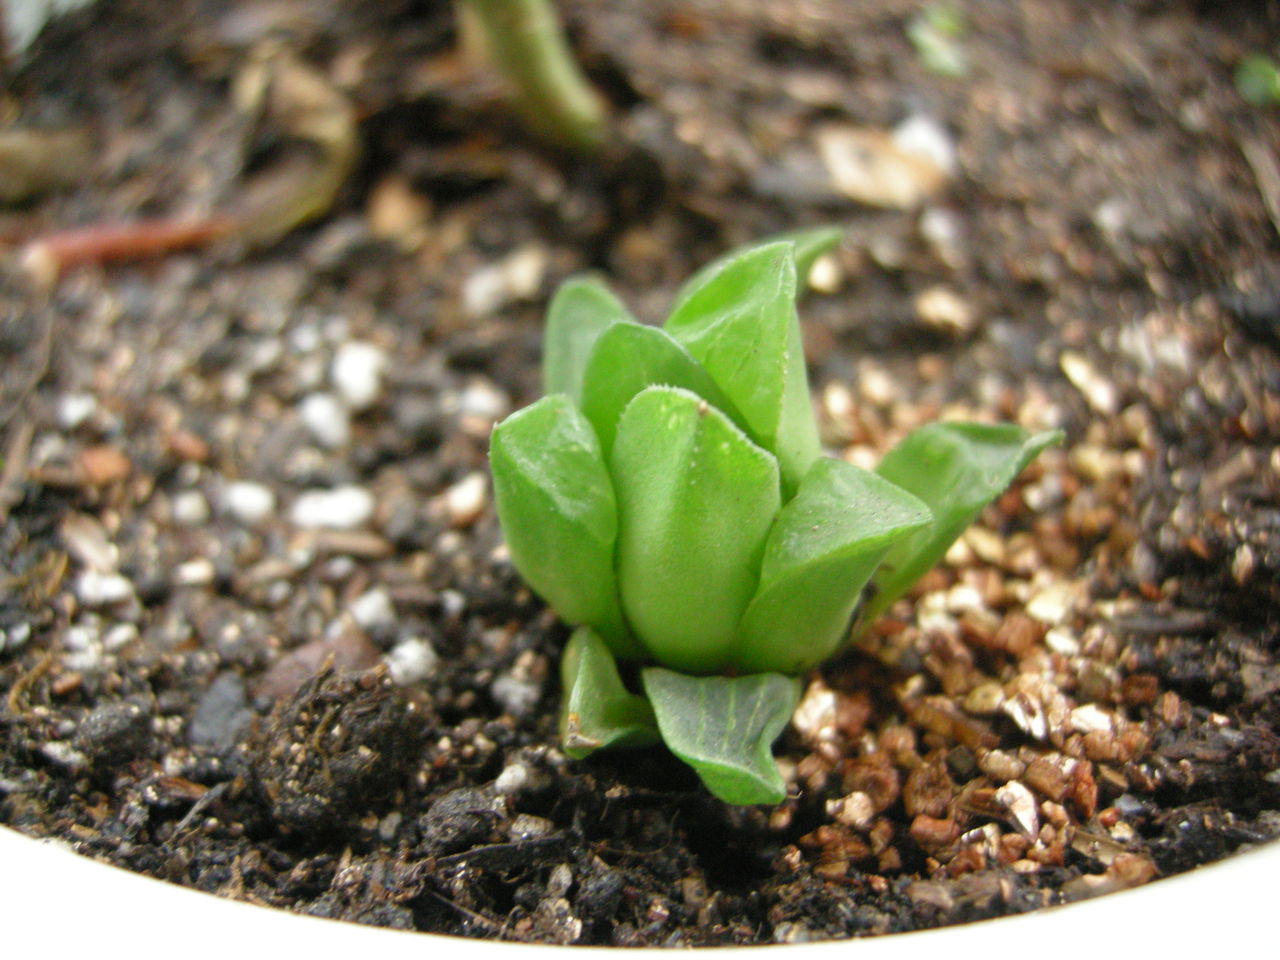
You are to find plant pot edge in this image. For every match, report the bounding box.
[3,824,1274,956]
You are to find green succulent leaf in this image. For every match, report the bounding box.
[670,226,843,315]
[862,422,1064,625]
[664,240,821,492]
[733,459,933,675]
[542,276,635,403]
[560,627,659,758]
[579,321,742,460]
[612,386,780,674]
[642,667,800,805]
[489,394,641,658]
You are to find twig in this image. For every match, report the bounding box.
[1239,134,1280,239]
[458,0,607,153]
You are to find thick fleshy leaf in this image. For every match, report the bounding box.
[542,276,634,403]
[670,226,843,315]
[861,422,1064,626]
[664,241,820,492]
[559,627,659,758]
[611,386,780,674]
[642,667,800,805]
[489,395,641,658]
[580,321,742,459]
[733,459,933,674]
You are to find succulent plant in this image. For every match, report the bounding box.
[489,230,1060,803]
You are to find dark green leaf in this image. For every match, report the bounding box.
[664,241,820,492]
[559,627,659,758]
[489,395,641,658]
[733,459,932,674]
[579,321,741,460]
[642,667,800,805]
[542,276,634,403]
[611,386,780,673]
[862,422,1063,626]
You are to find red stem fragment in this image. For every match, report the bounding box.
[20,215,238,285]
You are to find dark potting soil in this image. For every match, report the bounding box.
[2,0,1279,946]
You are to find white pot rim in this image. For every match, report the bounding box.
[2,824,1274,957]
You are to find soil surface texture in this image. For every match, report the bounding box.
[2,0,1280,947]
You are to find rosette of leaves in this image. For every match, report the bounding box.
[489,230,1061,805]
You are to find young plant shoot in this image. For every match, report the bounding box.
[490,230,1061,804]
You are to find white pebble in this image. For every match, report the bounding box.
[443,472,488,529]
[56,393,97,430]
[893,113,956,177]
[493,762,532,795]
[385,637,440,685]
[171,490,210,526]
[349,587,395,630]
[290,485,376,530]
[492,672,542,717]
[331,341,387,412]
[174,557,216,587]
[223,481,277,526]
[2,621,32,654]
[102,622,139,652]
[299,392,351,448]
[75,570,133,607]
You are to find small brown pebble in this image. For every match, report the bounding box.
[1023,757,1069,801]
[76,445,131,486]
[1120,673,1159,706]
[167,429,210,463]
[909,814,960,852]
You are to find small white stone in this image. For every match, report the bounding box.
[492,671,542,717]
[826,791,876,830]
[995,780,1040,837]
[102,622,139,652]
[171,490,211,526]
[222,481,276,527]
[440,589,466,618]
[442,472,488,529]
[493,762,532,795]
[174,557,216,587]
[2,621,32,653]
[1070,704,1115,735]
[75,570,133,607]
[462,245,548,317]
[290,485,376,530]
[457,380,510,424]
[331,341,387,412]
[299,392,351,448]
[56,393,97,430]
[792,679,838,745]
[914,285,976,335]
[349,587,395,630]
[892,113,957,176]
[385,637,439,685]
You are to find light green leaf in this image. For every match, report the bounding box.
[862,422,1063,626]
[733,459,932,675]
[670,227,843,315]
[642,667,800,805]
[489,395,641,658]
[542,276,635,403]
[559,627,659,758]
[580,321,743,460]
[611,386,780,674]
[664,241,820,492]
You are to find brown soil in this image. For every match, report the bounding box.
[2,0,1279,947]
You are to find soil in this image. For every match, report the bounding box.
[3,0,1280,947]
